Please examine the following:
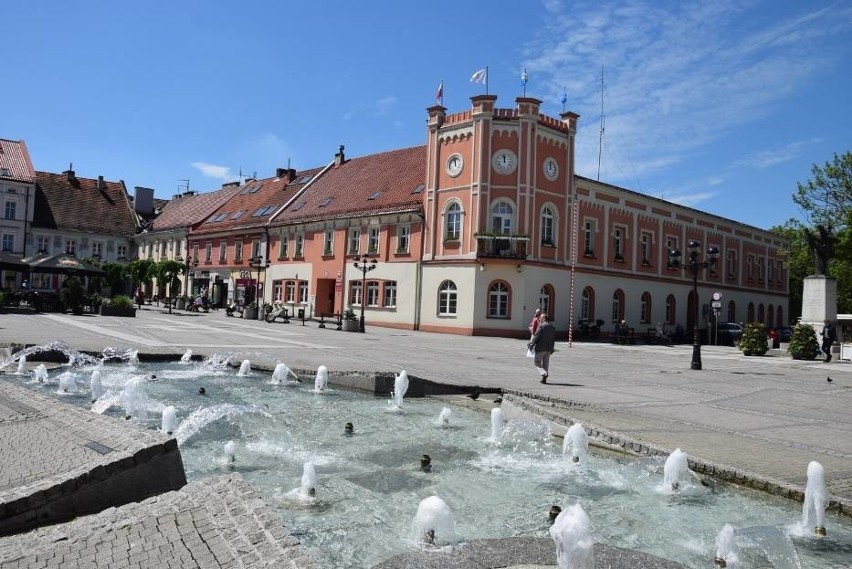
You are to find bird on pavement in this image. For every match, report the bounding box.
[466,390,480,401]
[827,376,833,384]
[493,396,503,404]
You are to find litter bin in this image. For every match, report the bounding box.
[297,308,305,320]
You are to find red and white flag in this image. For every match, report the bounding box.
[436,80,444,105]
[470,67,488,84]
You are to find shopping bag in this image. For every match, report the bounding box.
[526,347,535,358]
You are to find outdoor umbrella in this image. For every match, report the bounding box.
[0,251,29,272]
[23,253,106,276]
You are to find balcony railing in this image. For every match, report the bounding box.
[475,234,529,259]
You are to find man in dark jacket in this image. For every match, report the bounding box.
[528,313,556,383]
[821,320,837,362]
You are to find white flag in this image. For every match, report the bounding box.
[470,68,488,84]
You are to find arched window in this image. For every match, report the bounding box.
[541,206,555,246]
[747,302,755,323]
[727,300,736,323]
[776,305,783,326]
[640,292,652,324]
[665,294,676,325]
[438,280,457,315]
[539,284,554,318]
[581,286,595,321]
[757,303,765,323]
[611,289,625,322]
[487,281,510,318]
[490,201,514,234]
[444,202,462,241]
[767,304,774,328]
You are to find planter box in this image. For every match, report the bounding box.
[243,307,259,320]
[99,305,137,317]
[342,319,359,332]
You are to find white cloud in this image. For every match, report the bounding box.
[737,138,823,169]
[191,161,231,180]
[342,96,399,121]
[524,1,847,184]
[667,191,718,208]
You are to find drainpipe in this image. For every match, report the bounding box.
[413,211,426,331]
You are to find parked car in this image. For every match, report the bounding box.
[775,327,792,342]
[714,322,743,346]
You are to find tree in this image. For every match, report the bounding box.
[125,258,155,293]
[793,151,852,231]
[771,221,811,323]
[151,260,184,315]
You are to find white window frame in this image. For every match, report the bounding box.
[490,201,514,235]
[438,280,457,316]
[640,232,651,264]
[445,202,461,241]
[65,239,77,255]
[368,227,380,254]
[1,234,13,252]
[348,228,360,255]
[397,224,410,253]
[279,234,288,259]
[4,200,16,220]
[541,206,554,245]
[366,281,380,307]
[324,230,334,255]
[383,281,397,307]
[235,241,243,262]
[583,219,596,255]
[488,281,510,318]
[295,234,304,257]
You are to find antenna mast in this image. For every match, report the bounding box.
[597,65,605,181]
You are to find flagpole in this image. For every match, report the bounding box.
[486,66,489,95]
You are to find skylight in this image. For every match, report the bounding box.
[296,175,312,184]
[213,212,229,222]
[240,183,261,195]
[367,191,381,201]
[318,198,333,207]
[291,201,304,212]
[231,210,246,220]
[411,183,425,194]
[0,168,11,177]
[252,206,275,217]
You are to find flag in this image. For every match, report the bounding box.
[470,67,488,84]
[436,80,443,105]
[520,68,528,87]
[560,88,568,105]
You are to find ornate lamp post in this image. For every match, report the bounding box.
[668,241,719,370]
[176,255,198,296]
[248,256,269,313]
[353,254,377,333]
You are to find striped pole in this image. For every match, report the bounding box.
[568,184,579,347]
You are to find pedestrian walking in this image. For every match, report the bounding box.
[528,308,542,338]
[528,313,556,383]
[821,320,837,362]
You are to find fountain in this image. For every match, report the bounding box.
[314,365,328,392]
[663,448,692,492]
[180,349,193,363]
[121,376,148,422]
[237,360,251,377]
[802,461,828,536]
[90,369,104,402]
[57,371,76,394]
[271,362,299,385]
[550,503,594,569]
[714,524,740,568]
[161,405,177,435]
[300,461,317,497]
[33,363,48,383]
[437,407,451,427]
[412,496,454,546]
[390,370,409,410]
[16,355,26,375]
[224,440,236,465]
[563,423,589,463]
[489,407,504,442]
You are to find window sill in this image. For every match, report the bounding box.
[613,256,625,263]
[443,240,461,249]
[583,252,596,259]
[541,241,555,248]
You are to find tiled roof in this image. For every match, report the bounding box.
[271,146,426,225]
[148,186,242,232]
[33,171,139,235]
[0,139,36,183]
[192,168,325,236]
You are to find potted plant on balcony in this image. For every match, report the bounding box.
[100,295,137,317]
[342,307,359,332]
[738,322,768,356]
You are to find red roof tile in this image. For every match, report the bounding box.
[0,139,36,183]
[148,186,242,232]
[33,171,139,235]
[192,168,325,236]
[270,146,425,225]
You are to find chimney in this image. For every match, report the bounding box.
[64,163,75,181]
[97,175,104,191]
[222,181,240,189]
[276,167,287,178]
[134,186,155,214]
[335,144,345,166]
[288,168,296,182]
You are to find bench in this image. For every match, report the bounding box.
[613,327,636,345]
[318,313,343,330]
[645,327,671,345]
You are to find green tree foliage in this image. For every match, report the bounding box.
[125,258,155,290]
[770,221,811,323]
[152,259,185,315]
[793,151,852,230]
[60,276,84,315]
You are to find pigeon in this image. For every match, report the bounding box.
[466,390,480,401]
[827,376,833,384]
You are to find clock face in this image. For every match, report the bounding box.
[446,154,463,177]
[492,150,517,174]
[543,158,559,181]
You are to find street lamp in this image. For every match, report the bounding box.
[177,255,198,296]
[353,254,377,333]
[248,255,269,310]
[668,240,719,370]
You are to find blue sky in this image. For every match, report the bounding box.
[3,0,849,230]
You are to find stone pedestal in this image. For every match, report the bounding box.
[801,275,837,323]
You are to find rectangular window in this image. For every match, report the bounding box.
[160,242,167,257]
[273,280,283,301]
[278,234,288,259]
[747,254,754,280]
[726,251,736,278]
[666,237,678,268]
[65,240,76,255]
[397,225,410,253]
[368,227,379,254]
[234,241,243,262]
[1,234,13,252]
[383,281,397,307]
[295,234,304,257]
[285,281,296,302]
[366,281,379,307]
[219,242,227,263]
[92,242,103,258]
[299,281,308,303]
[640,232,651,264]
[324,230,334,255]
[117,245,128,260]
[4,200,16,220]
[613,226,624,260]
[583,220,595,255]
[349,281,363,306]
[37,236,50,254]
[192,245,199,263]
[757,257,764,282]
[348,228,360,255]
[205,242,213,263]
[768,259,774,284]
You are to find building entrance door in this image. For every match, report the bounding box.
[315,279,335,316]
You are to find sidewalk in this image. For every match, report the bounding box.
[2,307,851,513]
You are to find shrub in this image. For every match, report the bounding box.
[106,295,134,308]
[343,307,357,321]
[738,322,768,356]
[788,323,820,360]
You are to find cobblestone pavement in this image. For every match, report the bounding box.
[2,307,851,514]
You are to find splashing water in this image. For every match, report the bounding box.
[412,496,455,546]
[389,370,409,410]
[122,377,148,422]
[173,403,271,446]
[16,355,26,375]
[715,524,741,568]
[101,347,139,364]
[314,365,328,392]
[550,503,594,569]
[300,461,317,497]
[237,360,251,377]
[802,461,828,533]
[224,440,236,464]
[180,349,193,363]
[0,342,98,370]
[437,407,451,427]
[490,407,504,442]
[91,391,122,414]
[563,423,590,463]
[663,448,692,493]
[161,405,177,435]
[33,364,49,383]
[57,371,77,394]
[90,369,104,402]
